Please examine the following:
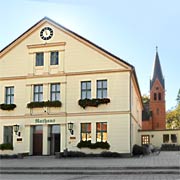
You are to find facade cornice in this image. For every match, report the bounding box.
[0,69,130,81]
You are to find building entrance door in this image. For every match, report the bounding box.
[33,126,43,155]
[49,125,60,155]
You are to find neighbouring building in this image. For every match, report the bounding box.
[140,48,180,147]
[0,17,143,156]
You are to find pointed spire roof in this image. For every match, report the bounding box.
[150,47,165,89]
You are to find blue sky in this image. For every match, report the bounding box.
[0,0,180,110]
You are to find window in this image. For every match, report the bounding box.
[34,85,43,102]
[141,135,150,145]
[96,122,107,142]
[4,126,13,145]
[50,83,60,101]
[36,52,44,66]
[154,93,157,100]
[81,123,91,141]
[158,93,161,100]
[163,134,169,143]
[171,134,177,143]
[97,80,107,98]
[81,81,91,99]
[50,51,59,65]
[5,86,14,104]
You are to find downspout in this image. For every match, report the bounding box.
[129,68,134,156]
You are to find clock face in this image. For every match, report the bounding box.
[40,27,53,40]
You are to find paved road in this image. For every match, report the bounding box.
[0,151,180,180]
[1,174,180,180]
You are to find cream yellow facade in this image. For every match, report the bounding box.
[0,17,143,156]
[139,129,180,148]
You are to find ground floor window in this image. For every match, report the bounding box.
[163,134,177,143]
[81,123,91,141]
[171,134,177,143]
[141,135,150,145]
[163,134,169,143]
[96,122,107,142]
[4,126,13,145]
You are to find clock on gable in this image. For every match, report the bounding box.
[40,27,53,40]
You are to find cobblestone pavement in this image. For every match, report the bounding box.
[0,151,180,180]
[1,174,180,180]
[1,151,180,168]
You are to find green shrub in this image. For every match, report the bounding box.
[0,143,13,150]
[77,141,110,150]
[161,144,180,151]
[27,100,62,108]
[78,98,110,109]
[132,144,149,156]
[0,104,16,110]
[100,151,121,157]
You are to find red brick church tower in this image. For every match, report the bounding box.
[142,48,166,130]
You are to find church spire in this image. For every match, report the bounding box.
[150,47,165,89]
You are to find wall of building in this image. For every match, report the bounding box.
[0,19,143,155]
[139,129,180,148]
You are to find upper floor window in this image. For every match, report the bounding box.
[97,80,107,98]
[154,93,157,101]
[34,84,43,102]
[158,93,161,100]
[50,83,60,101]
[36,52,44,66]
[81,81,91,99]
[5,86,14,104]
[96,122,107,142]
[50,51,59,65]
[81,123,91,141]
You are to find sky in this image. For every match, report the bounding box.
[0,0,180,110]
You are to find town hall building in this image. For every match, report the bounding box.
[0,17,143,156]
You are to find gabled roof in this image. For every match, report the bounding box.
[0,17,142,107]
[150,49,165,89]
[0,17,132,69]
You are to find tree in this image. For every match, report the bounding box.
[142,94,150,104]
[166,89,180,129]
[176,89,180,105]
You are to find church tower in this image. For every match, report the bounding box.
[150,47,166,130]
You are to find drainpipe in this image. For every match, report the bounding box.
[129,68,134,156]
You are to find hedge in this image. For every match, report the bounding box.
[0,143,13,150]
[77,141,110,150]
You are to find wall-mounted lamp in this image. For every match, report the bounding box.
[68,122,74,135]
[14,124,20,135]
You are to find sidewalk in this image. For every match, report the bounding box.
[0,151,180,175]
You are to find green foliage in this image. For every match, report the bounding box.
[0,104,16,111]
[27,100,62,108]
[166,104,180,129]
[0,143,13,150]
[77,141,110,150]
[78,98,110,109]
[142,95,150,104]
[176,89,180,105]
